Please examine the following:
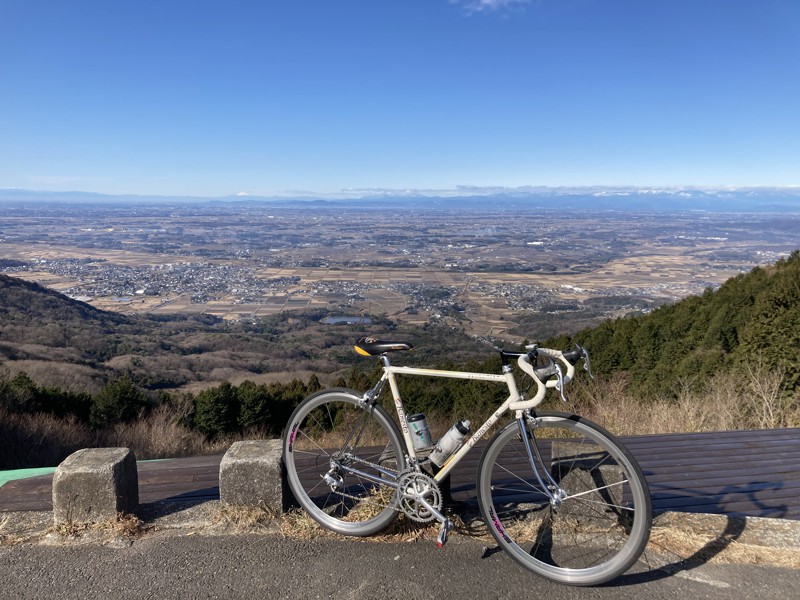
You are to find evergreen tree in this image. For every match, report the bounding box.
[306,373,323,394]
[40,386,92,421]
[237,380,271,430]
[737,251,800,390]
[193,381,239,439]
[267,379,308,433]
[90,375,148,428]
[1,372,42,413]
[568,251,800,398]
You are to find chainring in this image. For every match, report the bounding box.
[397,471,443,523]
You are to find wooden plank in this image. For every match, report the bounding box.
[0,478,51,502]
[139,487,219,503]
[443,430,800,520]
[622,428,800,443]
[0,499,52,512]
[628,449,800,466]
[137,471,220,485]
[137,455,224,469]
[650,493,796,514]
[649,482,800,504]
[136,481,219,495]
[642,465,800,483]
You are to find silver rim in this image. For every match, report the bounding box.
[284,391,406,536]
[478,413,651,586]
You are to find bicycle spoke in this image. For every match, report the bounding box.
[478,412,651,586]
[284,391,405,536]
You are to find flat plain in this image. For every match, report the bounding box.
[2,200,799,340]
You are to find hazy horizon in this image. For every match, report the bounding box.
[3,184,800,202]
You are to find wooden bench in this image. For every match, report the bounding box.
[1,428,798,520]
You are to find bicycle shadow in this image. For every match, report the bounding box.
[464,478,789,586]
[135,487,221,521]
[605,479,788,586]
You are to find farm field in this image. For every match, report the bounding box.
[2,200,799,341]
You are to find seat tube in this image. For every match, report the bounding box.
[385,367,416,459]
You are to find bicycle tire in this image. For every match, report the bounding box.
[477,411,652,586]
[283,388,407,536]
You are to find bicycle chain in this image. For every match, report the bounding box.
[325,452,408,514]
[326,453,442,521]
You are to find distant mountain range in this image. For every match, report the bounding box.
[2,186,800,212]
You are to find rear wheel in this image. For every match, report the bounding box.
[477,412,651,586]
[283,389,406,536]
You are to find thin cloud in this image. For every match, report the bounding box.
[452,0,531,14]
[26,175,107,187]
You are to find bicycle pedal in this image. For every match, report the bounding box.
[436,519,453,548]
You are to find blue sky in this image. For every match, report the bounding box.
[1,0,798,197]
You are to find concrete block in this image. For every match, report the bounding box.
[52,448,139,524]
[219,440,284,510]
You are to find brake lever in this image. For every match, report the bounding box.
[581,347,595,379]
[554,362,568,402]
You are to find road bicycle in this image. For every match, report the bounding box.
[283,337,652,586]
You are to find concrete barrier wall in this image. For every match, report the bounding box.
[50,442,289,522]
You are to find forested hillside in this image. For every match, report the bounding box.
[0,274,490,468]
[0,274,494,393]
[560,250,800,397]
[0,274,132,357]
[2,254,798,470]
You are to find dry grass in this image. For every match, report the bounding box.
[339,485,397,524]
[0,407,97,469]
[2,364,796,471]
[214,502,280,531]
[559,368,799,437]
[47,513,146,540]
[648,523,800,568]
[0,403,258,469]
[0,516,11,544]
[278,505,473,545]
[102,404,211,460]
[274,507,800,570]
[290,405,403,451]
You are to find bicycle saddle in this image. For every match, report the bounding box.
[354,337,414,356]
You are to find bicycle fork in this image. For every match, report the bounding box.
[518,413,567,507]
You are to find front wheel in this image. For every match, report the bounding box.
[477,411,652,586]
[283,388,407,536]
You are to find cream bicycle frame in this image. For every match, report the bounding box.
[378,349,578,482]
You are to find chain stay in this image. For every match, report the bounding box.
[324,453,444,522]
[324,452,405,514]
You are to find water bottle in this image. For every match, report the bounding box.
[429,420,471,467]
[407,413,433,450]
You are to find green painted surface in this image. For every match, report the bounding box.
[0,467,57,489]
[0,459,168,489]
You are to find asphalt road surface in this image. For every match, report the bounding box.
[1,532,797,599]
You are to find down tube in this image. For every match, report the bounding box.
[432,399,512,481]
